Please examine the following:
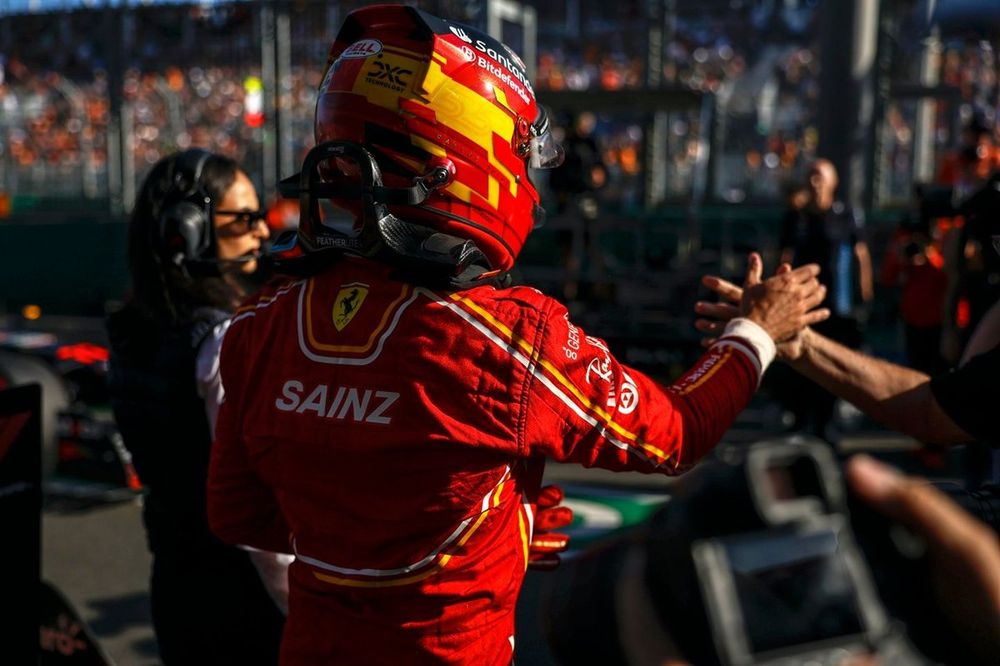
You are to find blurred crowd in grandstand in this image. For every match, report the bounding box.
[0,2,325,199]
[0,0,997,208]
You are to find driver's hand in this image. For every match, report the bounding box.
[695,255,828,361]
[528,484,573,571]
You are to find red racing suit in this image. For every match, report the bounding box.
[207,255,775,665]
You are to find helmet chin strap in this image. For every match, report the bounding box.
[275,140,509,289]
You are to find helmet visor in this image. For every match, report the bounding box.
[528,106,564,170]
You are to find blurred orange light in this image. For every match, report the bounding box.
[22,304,42,320]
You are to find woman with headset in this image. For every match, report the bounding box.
[107,149,284,664]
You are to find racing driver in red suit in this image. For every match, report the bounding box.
[207,6,830,665]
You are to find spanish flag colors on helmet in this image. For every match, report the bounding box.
[312,5,562,271]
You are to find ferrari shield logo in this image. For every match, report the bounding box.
[333,283,369,331]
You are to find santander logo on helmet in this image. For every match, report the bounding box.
[311,4,562,272]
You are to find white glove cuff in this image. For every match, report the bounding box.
[714,318,777,382]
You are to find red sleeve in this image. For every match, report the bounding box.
[206,313,292,554]
[522,302,766,474]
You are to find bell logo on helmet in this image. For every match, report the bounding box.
[341,39,383,59]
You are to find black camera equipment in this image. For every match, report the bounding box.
[543,440,992,666]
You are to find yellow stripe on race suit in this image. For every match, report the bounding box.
[233,281,301,317]
[312,506,492,588]
[449,294,672,462]
[674,347,734,395]
[444,293,674,467]
[314,558,452,588]
[303,279,412,353]
[520,487,535,572]
[518,507,530,571]
[306,466,512,587]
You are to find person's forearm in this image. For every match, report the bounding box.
[856,244,874,303]
[789,328,936,439]
[859,260,874,303]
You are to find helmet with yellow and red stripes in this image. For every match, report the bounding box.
[306,4,562,271]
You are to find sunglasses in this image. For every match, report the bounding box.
[215,209,268,231]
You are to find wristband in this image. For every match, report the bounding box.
[714,318,777,382]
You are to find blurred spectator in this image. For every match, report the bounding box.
[549,111,606,216]
[937,111,1000,200]
[940,113,1000,363]
[777,159,873,441]
[549,111,609,302]
[880,211,949,375]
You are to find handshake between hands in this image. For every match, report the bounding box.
[695,252,830,356]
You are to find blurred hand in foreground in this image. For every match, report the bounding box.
[847,455,1000,665]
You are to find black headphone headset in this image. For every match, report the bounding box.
[156,148,215,268]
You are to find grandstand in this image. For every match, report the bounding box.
[0,0,997,362]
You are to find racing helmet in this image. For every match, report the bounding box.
[299,5,562,272]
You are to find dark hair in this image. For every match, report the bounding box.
[127,150,250,324]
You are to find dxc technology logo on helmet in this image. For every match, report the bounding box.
[366,55,413,92]
[341,39,383,59]
[449,25,473,44]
